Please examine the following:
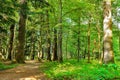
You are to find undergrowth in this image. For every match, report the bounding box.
[40,59,120,80]
[0,62,18,71]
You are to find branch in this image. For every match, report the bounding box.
[62,7,81,17]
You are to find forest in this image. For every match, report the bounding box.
[0,0,120,80]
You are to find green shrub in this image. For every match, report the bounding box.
[0,62,18,70]
[40,59,120,80]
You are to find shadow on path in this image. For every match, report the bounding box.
[0,60,49,80]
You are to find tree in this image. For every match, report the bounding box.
[15,0,27,63]
[58,0,63,62]
[103,0,114,63]
[46,10,51,61]
[7,24,15,60]
[88,19,91,63]
[53,9,58,61]
[30,31,36,60]
[53,28,58,61]
[77,17,81,62]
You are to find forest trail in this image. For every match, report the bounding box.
[0,60,49,80]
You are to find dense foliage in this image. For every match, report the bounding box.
[0,0,120,79]
[41,59,120,80]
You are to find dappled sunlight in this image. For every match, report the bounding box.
[1,0,120,80]
[0,61,48,80]
[20,78,37,80]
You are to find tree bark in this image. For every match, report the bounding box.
[88,19,91,63]
[77,36,80,61]
[53,9,58,61]
[40,15,44,59]
[58,0,63,62]
[103,0,114,64]
[77,17,81,62]
[119,33,120,52]
[7,24,15,60]
[53,29,58,61]
[65,36,68,60]
[46,10,51,61]
[37,14,43,61]
[15,0,27,63]
[31,32,35,60]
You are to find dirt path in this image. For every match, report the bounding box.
[0,61,49,80]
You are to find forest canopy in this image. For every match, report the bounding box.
[0,0,120,79]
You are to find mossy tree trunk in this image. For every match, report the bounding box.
[88,19,91,63]
[53,10,58,61]
[53,29,58,61]
[103,0,114,64]
[15,0,27,63]
[77,17,81,62]
[58,0,63,62]
[46,10,51,61]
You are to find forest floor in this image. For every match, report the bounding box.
[0,60,50,80]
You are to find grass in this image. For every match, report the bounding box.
[0,62,18,71]
[40,59,120,80]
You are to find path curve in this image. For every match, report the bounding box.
[0,60,49,80]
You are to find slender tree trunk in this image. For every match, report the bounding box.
[0,33,2,54]
[119,33,120,52]
[31,32,35,60]
[103,0,114,64]
[15,0,27,63]
[38,31,42,61]
[41,48,44,59]
[32,42,35,60]
[58,0,63,62]
[77,17,81,62]
[38,38,41,61]
[118,21,120,53]
[98,32,101,60]
[53,29,58,61]
[39,15,44,59]
[77,36,80,61]
[65,36,68,60]
[46,10,51,61]
[88,19,91,63]
[7,24,15,60]
[53,10,58,61]
[83,48,86,59]
[83,36,87,59]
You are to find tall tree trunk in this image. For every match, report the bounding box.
[77,36,80,61]
[117,17,120,53]
[7,24,15,60]
[38,28,42,61]
[88,19,91,63]
[31,32,35,60]
[58,0,63,62]
[46,10,51,61]
[77,17,81,62]
[39,15,44,59]
[53,29,58,61]
[98,32,101,60]
[53,10,58,61]
[38,40,41,61]
[15,0,27,63]
[0,33,2,54]
[119,32,120,52]
[65,36,68,60]
[103,0,114,64]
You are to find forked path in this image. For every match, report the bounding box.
[0,60,49,80]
